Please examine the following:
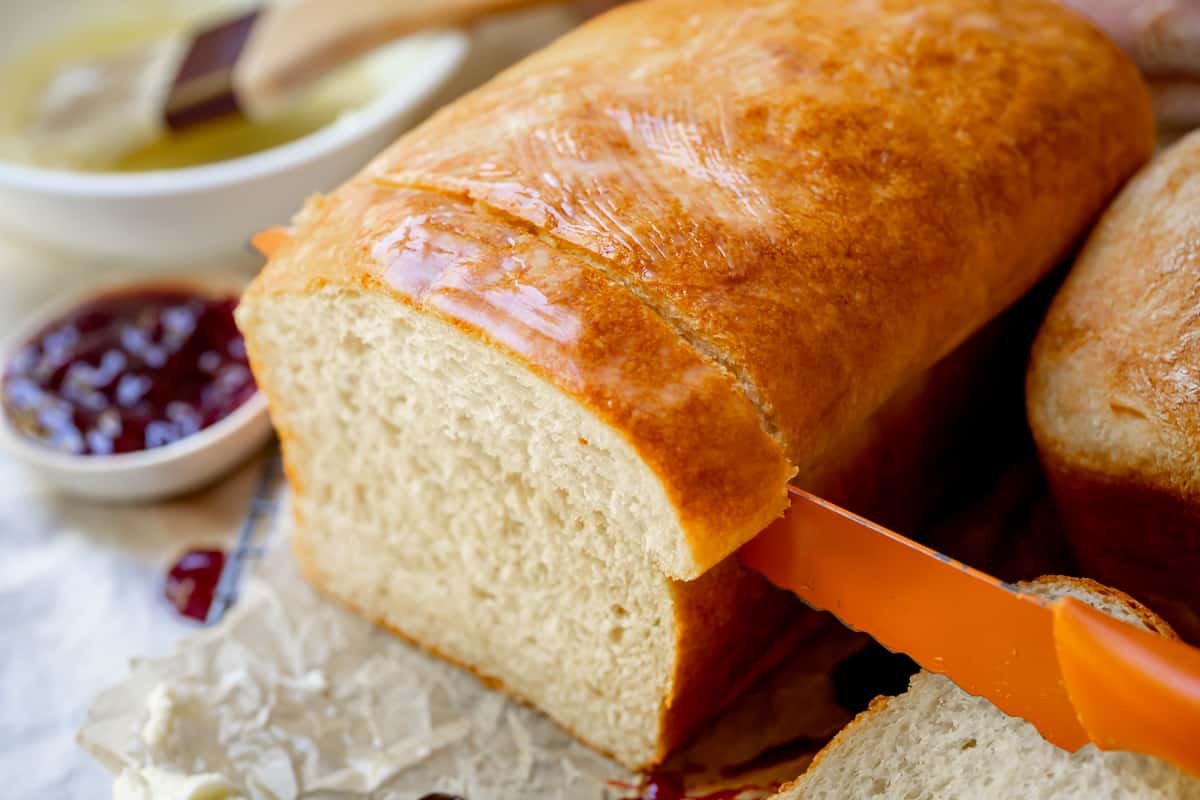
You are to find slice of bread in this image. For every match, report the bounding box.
[1027,130,1200,643]
[773,577,1200,799]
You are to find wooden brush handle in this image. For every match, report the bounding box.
[234,0,550,115]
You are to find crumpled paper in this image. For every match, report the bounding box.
[78,529,635,799]
[76,487,880,800]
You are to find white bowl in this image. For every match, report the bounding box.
[0,0,469,265]
[0,272,272,501]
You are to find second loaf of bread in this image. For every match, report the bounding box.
[238,0,1152,768]
[1029,130,1200,643]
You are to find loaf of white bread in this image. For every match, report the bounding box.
[1028,130,1200,645]
[236,0,1152,768]
[774,577,1200,799]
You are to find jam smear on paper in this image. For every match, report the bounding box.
[165,548,226,622]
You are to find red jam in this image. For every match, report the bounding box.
[165,548,226,622]
[2,288,255,456]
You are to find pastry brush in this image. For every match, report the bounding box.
[29,0,547,165]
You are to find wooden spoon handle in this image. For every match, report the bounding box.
[234,0,550,115]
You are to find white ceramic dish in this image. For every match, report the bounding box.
[0,0,469,265]
[0,272,272,502]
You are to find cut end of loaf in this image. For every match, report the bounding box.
[238,284,694,767]
[243,182,794,582]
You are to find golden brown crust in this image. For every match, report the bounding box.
[1027,132,1200,643]
[248,184,791,578]
[251,0,1150,578]
[372,0,1152,491]
[797,276,1052,535]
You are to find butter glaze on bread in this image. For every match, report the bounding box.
[375,0,1152,546]
[237,0,1151,768]
[1028,131,1200,643]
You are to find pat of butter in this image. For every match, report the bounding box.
[141,684,176,749]
[119,685,243,799]
[112,766,241,800]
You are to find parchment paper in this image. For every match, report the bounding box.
[77,504,876,800]
[78,523,635,799]
[65,428,1076,799]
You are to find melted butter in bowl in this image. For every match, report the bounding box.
[112,96,369,173]
[0,11,376,172]
[0,0,468,263]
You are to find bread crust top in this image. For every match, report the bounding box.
[374,0,1152,471]
[247,0,1152,576]
[1028,131,1200,504]
[247,186,792,578]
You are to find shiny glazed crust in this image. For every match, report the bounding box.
[373,0,1152,507]
[1027,132,1200,642]
[252,0,1152,578]
[248,184,791,579]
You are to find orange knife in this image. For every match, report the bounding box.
[740,487,1200,775]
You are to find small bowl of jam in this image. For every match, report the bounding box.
[0,274,271,501]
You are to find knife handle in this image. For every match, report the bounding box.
[1054,596,1200,775]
